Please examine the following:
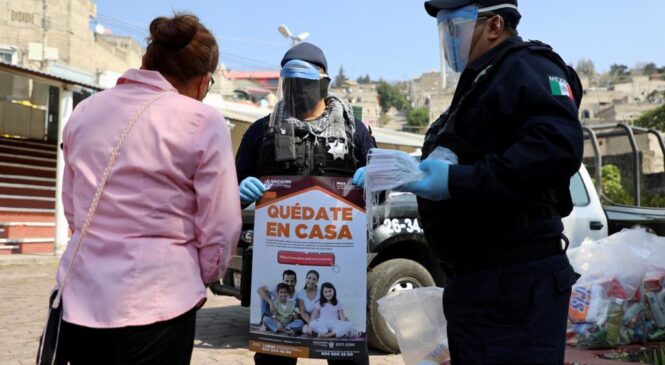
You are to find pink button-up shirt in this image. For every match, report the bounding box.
[56,69,241,328]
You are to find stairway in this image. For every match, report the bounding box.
[0,137,57,254]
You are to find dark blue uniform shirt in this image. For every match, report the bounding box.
[419,36,584,268]
[236,115,374,183]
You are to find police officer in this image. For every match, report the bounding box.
[235,42,373,365]
[355,1,583,363]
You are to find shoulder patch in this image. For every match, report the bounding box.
[548,75,574,101]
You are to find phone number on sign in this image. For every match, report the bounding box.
[382,218,422,234]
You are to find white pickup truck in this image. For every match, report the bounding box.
[562,164,608,247]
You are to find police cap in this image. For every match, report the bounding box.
[424,0,521,28]
[280,42,328,73]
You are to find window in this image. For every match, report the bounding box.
[0,50,14,64]
[569,172,590,207]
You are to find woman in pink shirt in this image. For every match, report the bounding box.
[54,14,241,364]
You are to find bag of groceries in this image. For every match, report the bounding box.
[567,229,652,349]
[642,234,665,341]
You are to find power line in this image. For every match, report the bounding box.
[95,13,280,70]
[220,52,278,69]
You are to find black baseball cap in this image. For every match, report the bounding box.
[424,0,520,28]
[280,42,328,74]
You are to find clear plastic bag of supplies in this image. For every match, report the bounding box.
[567,228,654,348]
[377,287,450,365]
[642,234,665,341]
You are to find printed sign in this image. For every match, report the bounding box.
[249,176,368,360]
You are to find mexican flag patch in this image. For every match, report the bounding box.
[549,76,574,100]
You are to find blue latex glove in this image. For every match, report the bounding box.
[399,159,451,201]
[352,167,366,188]
[239,177,266,204]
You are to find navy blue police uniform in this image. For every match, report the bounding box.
[236,116,374,184]
[238,115,373,365]
[419,36,583,364]
[238,42,373,365]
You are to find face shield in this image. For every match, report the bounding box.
[437,3,519,73]
[269,59,331,127]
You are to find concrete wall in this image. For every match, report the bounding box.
[330,85,381,125]
[0,0,143,81]
[583,133,664,174]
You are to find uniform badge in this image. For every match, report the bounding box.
[549,76,574,101]
[327,140,348,160]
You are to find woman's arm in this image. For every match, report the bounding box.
[193,110,242,284]
[310,307,320,322]
[338,308,348,322]
[297,299,310,323]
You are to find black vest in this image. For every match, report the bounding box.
[257,117,357,177]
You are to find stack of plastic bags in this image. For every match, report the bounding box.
[377,287,450,365]
[363,147,458,236]
[567,228,665,349]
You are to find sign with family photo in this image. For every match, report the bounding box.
[248,176,368,360]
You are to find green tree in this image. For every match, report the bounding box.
[643,62,659,75]
[376,80,410,113]
[407,107,429,128]
[609,64,629,77]
[576,59,595,78]
[601,164,633,205]
[356,74,371,84]
[633,104,665,131]
[334,65,348,87]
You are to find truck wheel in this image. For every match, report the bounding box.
[367,258,436,353]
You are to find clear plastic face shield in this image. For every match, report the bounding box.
[269,59,331,127]
[437,3,518,73]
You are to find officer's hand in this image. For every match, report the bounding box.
[398,159,450,201]
[239,177,266,204]
[351,167,366,188]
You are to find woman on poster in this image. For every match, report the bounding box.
[296,270,321,335]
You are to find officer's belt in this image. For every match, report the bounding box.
[440,236,567,278]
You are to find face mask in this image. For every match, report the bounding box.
[275,59,330,120]
[437,5,479,72]
[283,77,327,119]
[437,3,519,72]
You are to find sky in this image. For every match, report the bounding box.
[95,0,665,81]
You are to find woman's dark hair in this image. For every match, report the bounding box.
[143,13,219,82]
[319,282,337,306]
[303,270,320,289]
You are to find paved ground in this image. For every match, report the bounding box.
[0,255,404,365]
[1,254,644,365]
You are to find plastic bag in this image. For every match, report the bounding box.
[377,287,450,365]
[642,234,665,341]
[363,147,457,239]
[567,228,657,348]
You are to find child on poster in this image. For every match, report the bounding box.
[262,283,302,336]
[309,282,358,338]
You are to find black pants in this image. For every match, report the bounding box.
[57,307,197,365]
[443,254,578,365]
[254,353,369,365]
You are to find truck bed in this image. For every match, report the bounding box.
[604,204,665,236]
